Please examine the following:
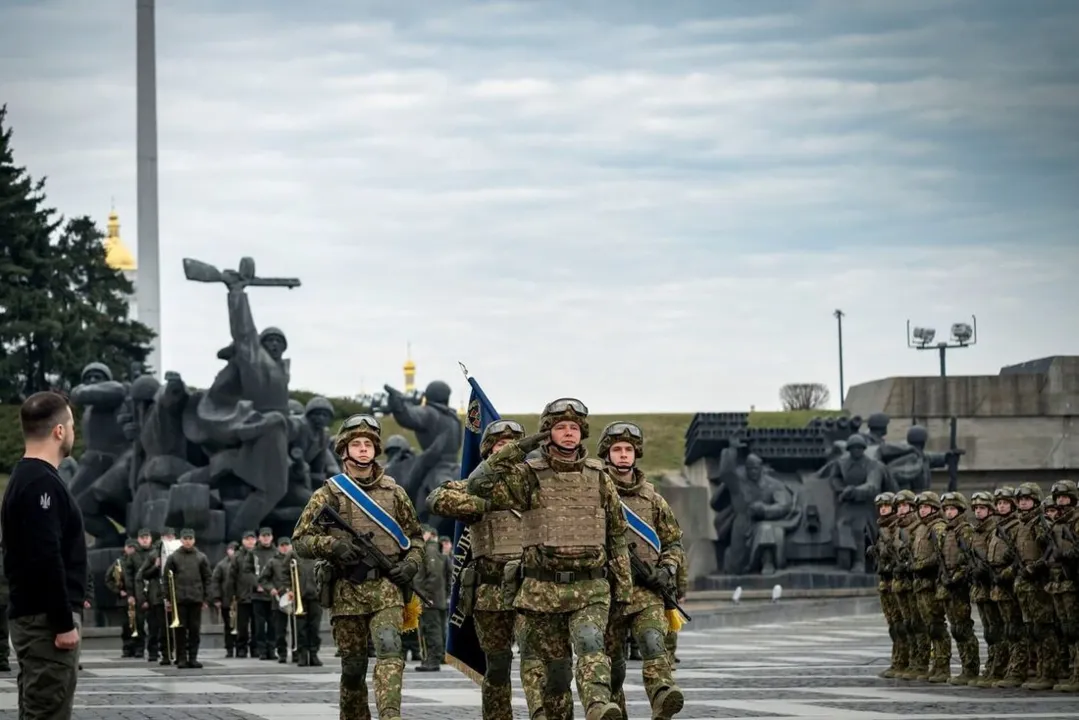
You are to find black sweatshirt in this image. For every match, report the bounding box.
[1,457,88,632]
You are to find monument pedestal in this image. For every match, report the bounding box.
[697,565,877,592]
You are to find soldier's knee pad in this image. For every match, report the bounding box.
[571,621,604,655]
[486,650,513,685]
[341,654,368,682]
[374,626,403,659]
[637,628,667,660]
[611,656,627,692]
[545,657,572,695]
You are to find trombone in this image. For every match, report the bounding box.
[165,569,181,662]
[288,559,305,653]
[115,560,138,638]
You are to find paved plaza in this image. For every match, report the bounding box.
[2,613,1078,719]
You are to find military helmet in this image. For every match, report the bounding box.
[893,489,917,506]
[479,419,525,458]
[867,413,890,432]
[81,361,113,382]
[597,421,644,460]
[1015,482,1043,502]
[259,326,287,349]
[915,490,941,509]
[539,397,589,439]
[1050,480,1078,503]
[383,434,410,454]
[423,380,451,406]
[305,396,334,417]
[288,399,305,415]
[906,425,928,445]
[970,490,994,508]
[1042,495,1055,509]
[129,374,161,402]
[875,492,895,506]
[993,486,1017,506]
[940,491,968,511]
[845,433,867,449]
[333,414,382,456]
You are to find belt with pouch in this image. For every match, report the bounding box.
[522,568,607,584]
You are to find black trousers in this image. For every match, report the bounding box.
[272,610,289,657]
[129,605,148,654]
[251,601,275,656]
[174,603,203,661]
[297,599,322,652]
[236,603,255,654]
[149,604,166,658]
[220,605,234,651]
[0,604,8,664]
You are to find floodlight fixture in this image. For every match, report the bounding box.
[913,327,936,345]
[951,322,974,345]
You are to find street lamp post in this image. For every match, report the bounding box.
[906,316,977,492]
[136,0,161,377]
[834,309,845,407]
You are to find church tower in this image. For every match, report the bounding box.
[104,208,138,319]
[403,343,416,393]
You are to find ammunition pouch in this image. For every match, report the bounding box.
[501,560,522,607]
[315,561,336,607]
[523,567,607,583]
[457,565,477,618]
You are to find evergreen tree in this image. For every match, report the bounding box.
[0,105,154,398]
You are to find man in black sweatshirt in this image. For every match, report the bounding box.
[1,391,88,720]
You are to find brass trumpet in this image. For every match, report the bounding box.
[289,559,304,654]
[168,570,181,628]
[229,596,238,635]
[128,604,139,638]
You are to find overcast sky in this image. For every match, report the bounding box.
[2,0,1077,414]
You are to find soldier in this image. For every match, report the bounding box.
[105,540,137,657]
[888,489,925,679]
[250,527,280,660]
[598,421,685,719]
[293,413,425,720]
[868,492,903,677]
[466,397,633,720]
[937,492,980,684]
[260,536,298,663]
[210,542,238,657]
[162,529,212,668]
[138,527,176,665]
[909,491,950,682]
[266,536,324,666]
[967,491,1004,687]
[1046,481,1079,691]
[428,420,574,720]
[1011,482,1061,690]
[125,529,154,659]
[986,487,1027,688]
[412,526,447,671]
[228,531,259,658]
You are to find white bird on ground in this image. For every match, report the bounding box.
[771,584,782,603]
[731,586,743,604]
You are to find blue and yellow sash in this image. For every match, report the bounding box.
[328,474,411,551]
[621,501,661,555]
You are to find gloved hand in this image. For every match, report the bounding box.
[331,539,361,566]
[517,432,549,454]
[634,563,659,588]
[654,566,675,592]
[388,560,418,585]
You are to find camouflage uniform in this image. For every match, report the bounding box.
[597,422,685,719]
[889,490,926,679]
[937,492,980,684]
[428,419,574,720]
[910,491,951,682]
[967,492,1005,687]
[293,415,425,720]
[986,487,1028,688]
[1047,481,1079,692]
[868,492,903,677]
[1013,483,1060,690]
[468,398,633,720]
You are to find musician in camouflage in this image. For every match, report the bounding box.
[598,422,685,719]
[889,490,924,679]
[293,415,425,720]
[428,420,573,720]
[869,492,904,677]
[937,492,980,684]
[986,487,1027,688]
[910,491,951,682]
[1047,481,1079,692]
[467,398,633,720]
[1012,482,1061,690]
[966,491,1004,687]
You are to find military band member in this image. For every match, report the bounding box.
[986,487,1027,688]
[229,531,259,657]
[260,536,295,662]
[888,489,923,679]
[467,398,633,720]
[869,492,903,677]
[126,529,155,659]
[162,529,212,668]
[265,537,324,667]
[293,414,425,720]
[211,542,238,657]
[938,492,980,684]
[105,540,137,657]
[967,491,1003,687]
[250,527,279,660]
[598,421,685,719]
[138,527,176,665]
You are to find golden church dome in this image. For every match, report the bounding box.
[104,210,137,272]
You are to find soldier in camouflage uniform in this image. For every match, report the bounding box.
[909,491,951,682]
[867,492,904,677]
[598,422,685,719]
[1046,481,1079,691]
[467,398,634,720]
[966,491,1004,687]
[889,490,924,679]
[936,492,980,684]
[428,419,574,720]
[986,486,1027,688]
[293,414,425,720]
[1011,482,1061,690]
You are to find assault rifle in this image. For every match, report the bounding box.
[994,525,1030,580]
[896,527,913,573]
[956,533,995,583]
[1038,514,1075,583]
[313,504,433,607]
[628,543,691,622]
[183,257,301,289]
[927,528,950,586]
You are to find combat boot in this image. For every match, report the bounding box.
[188,652,203,670]
[297,650,310,667]
[585,701,622,720]
[278,652,288,664]
[651,685,684,719]
[308,652,323,667]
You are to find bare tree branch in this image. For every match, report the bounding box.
[779,383,831,411]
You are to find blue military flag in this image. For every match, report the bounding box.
[444,366,501,684]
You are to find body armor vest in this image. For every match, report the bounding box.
[911,516,944,570]
[621,481,659,565]
[890,514,917,569]
[521,457,605,552]
[1015,512,1042,564]
[987,515,1019,568]
[942,519,965,570]
[326,474,404,558]
[1052,513,1077,564]
[877,518,897,573]
[471,510,525,561]
[971,516,996,561]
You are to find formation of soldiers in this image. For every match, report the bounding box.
[871,481,1079,691]
[290,398,687,720]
